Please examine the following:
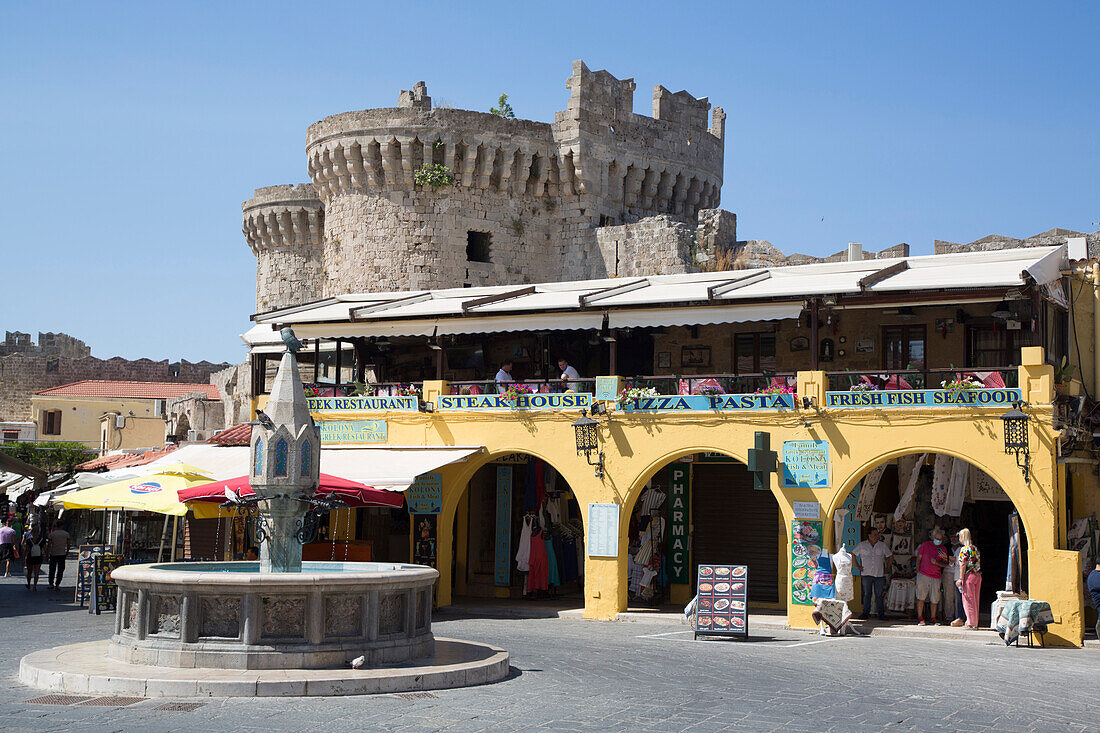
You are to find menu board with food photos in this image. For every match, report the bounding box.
[694,564,748,638]
[90,554,123,615]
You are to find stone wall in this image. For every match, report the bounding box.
[209,362,252,428]
[0,354,231,422]
[1,331,91,359]
[247,60,727,308]
[934,227,1100,258]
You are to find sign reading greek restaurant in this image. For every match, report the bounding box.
[437,393,592,410]
[782,441,830,489]
[307,396,418,412]
[824,388,1022,408]
[318,420,387,444]
[623,393,796,412]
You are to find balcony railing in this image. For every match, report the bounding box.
[824,368,1019,391]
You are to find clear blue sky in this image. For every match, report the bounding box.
[2,2,1097,363]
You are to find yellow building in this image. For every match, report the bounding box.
[31,380,220,454]
[244,245,1099,646]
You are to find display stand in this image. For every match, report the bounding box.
[693,564,749,639]
[89,554,122,615]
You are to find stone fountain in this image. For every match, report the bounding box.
[20,340,508,696]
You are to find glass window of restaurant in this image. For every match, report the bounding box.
[882,325,926,370]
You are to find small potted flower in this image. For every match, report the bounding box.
[501,383,534,407]
[849,382,878,392]
[617,385,659,408]
[394,384,421,397]
[940,375,982,396]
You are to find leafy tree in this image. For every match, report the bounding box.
[490,93,515,119]
[0,442,94,472]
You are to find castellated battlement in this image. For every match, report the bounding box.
[246,60,729,309]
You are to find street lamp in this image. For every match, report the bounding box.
[571,410,604,479]
[1001,401,1030,483]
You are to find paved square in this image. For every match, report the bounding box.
[1,575,1094,731]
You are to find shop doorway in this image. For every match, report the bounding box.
[838,453,1026,618]
[456,454,584,601]
[630,455,782,607]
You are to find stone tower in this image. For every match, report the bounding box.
[249,348,321,573]
[244,60,728,311]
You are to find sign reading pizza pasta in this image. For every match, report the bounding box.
[694,564,748,638]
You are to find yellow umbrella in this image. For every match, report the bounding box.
[60,472,212,516]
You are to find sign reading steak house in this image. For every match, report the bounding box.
[437,393,593,410]
[824,388,1022,408]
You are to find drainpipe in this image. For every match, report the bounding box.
[810,299,820,371]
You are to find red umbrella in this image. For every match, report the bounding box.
[177,474,404,509]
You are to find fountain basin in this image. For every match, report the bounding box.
[109,561,438,670]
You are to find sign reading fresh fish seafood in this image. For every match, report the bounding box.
[694,564,748,639]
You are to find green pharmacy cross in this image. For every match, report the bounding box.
[746,431,777,491]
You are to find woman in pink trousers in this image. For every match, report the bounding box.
[954,528,982,629]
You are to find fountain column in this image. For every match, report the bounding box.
[249,338,321,573]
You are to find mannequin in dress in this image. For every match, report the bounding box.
[832,546,854,603]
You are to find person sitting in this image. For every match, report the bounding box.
[557,358,581,392]
[494,361,514,393]
[245,546,260,561]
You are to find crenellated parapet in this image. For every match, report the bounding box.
[242,184,324,255]
[242,184,325,312]
[245,60,731,307]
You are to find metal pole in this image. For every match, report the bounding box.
[156,513,170,562]
[810,300,820,371]
[169,515,179,561]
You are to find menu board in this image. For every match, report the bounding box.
[694,564,748,638]
[75,544,112,606]
[89,554,123,615]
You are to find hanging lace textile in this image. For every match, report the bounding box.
[893,454,927,521]
[854,464,887,521]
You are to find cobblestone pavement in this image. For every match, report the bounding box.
[0,573,1095,732]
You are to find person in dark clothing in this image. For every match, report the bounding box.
[1088,562,1100,641]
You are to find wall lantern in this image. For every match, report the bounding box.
[1001,401,1030,482]
[571,410,604,479]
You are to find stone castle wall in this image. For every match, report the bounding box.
[0,346,231,422]
[245,60,727,308]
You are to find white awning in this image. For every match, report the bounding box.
[319,446,485,491]
[136,443,483,492]
[5,478,35,500]
[608,302,804,329]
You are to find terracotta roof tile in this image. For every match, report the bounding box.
[207,423,252,446]
[77,445,178,471]
[36,380,219,400]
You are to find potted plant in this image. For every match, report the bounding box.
[617,385,659,408]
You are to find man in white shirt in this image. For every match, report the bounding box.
[558,358,581,392]
[494,361,514,393]
[854,528,892,620]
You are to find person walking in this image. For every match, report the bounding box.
[22,527,44,590]
[914,528,951,625]
[0,517,17,577]
[45,522,71,589]
[854,528,892,620]
[1088,561,1100,641]
[954,527,982,629]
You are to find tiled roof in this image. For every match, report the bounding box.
[77,446,178,471]
[207,423,252,446]
[35,380,219,400]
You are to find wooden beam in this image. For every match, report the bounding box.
[708,270,771,300]
[580,279,649,307]
[350,292,432,320]
[461,286,536,315]
[858,260,909,291]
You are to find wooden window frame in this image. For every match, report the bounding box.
[733,332,777,374]
[881,325,927,370]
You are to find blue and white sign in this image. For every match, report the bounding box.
[406,472,442,514]
[437,393,592,410]
[622,393,796,411]
[782,440,830,488]
[595,376,622,402]
[824,388,1021,409]
[318,420,387,444]
[307,396,418,412]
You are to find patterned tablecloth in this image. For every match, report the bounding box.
[886,578,916,612]
[994,600,1054,645]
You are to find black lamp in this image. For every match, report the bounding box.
[1001,401,1030,482]
[571,410,604,478]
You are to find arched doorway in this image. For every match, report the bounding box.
[453,452,585,603]
[833,452,1027,621]
[625,451,784,608]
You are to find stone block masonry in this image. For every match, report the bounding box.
[0,332,231,421]
[245,60,727,309]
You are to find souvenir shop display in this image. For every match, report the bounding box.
[628,481,668,604]
[513,459,584,599]
[75,544,112,606]
[90,553,122,615]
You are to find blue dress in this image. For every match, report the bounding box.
[810,550,835,600]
